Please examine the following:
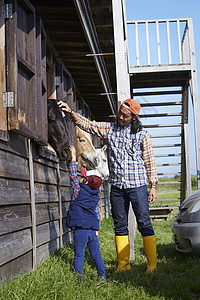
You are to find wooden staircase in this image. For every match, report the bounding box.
[127,18,200,209]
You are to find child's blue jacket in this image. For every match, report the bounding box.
[66,162,100,230]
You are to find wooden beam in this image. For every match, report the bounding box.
[28,139,37,270]
[0,0,6,131]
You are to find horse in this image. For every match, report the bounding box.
[94,145,109,181]
[47,99,109,181]
[76,126,98,169]
[76,127,109,180]
[47,99,71,161]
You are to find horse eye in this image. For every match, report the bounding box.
[103,159,107,162]
[79,138,86,142]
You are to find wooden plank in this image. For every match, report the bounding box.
[0,205,31,236]
[60,187,72,202]
[35,183,59,203]
[0,251,32,284]
[0,178,30,205]
[56,162,63,247]
[5,0,17,132]
[36,203,59,225]
[135,22,139,66]
[61,201,70,220]
[0,0,7,132]
[156,21,161,64]
[188,18,200,189]
[144,124,182,128]
[140,113,182,118]
[59,169,71,186]
[127,18,189,24]
[28,139,37,269]
[0,229,32,266]
[146,21,150,65]
[177,20,182,63]
[36,220,60,247]
[153,143,181,148]
[112,0,130,103]
[33,161,58,184]
[0,150,29,180]
[129,64,191,74]
[166,20,171,64]
[36,238,60,266]
[46,56,56,99]
[181,82,190,200]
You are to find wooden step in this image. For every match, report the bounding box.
[149,206,178,219]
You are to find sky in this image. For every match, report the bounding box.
[125,0,200,176]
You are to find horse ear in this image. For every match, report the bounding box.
[102,145,107,151]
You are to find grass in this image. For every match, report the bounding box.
[1,215,200,300]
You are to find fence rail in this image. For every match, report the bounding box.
[127,18,193,67]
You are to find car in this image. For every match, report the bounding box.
[172,189,200,256]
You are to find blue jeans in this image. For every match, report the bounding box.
[110,185,154,237]
[73,228,106,278]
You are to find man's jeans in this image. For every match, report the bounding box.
[110,185,154,237]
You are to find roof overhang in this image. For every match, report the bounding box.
[30,0,117,121]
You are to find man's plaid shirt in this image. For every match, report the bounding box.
[75,114,157,189]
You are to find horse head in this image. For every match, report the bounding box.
[76,127,98,169]
[95,145,109,181]
[47,99,71,161]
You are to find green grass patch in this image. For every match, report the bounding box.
[1,216,200,299]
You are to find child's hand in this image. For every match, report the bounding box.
[69,145,76,161]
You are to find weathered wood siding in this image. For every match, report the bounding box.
[0,0,110,284]
[0,132,110,283]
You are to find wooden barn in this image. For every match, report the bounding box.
[0,0,117,282]
[1,0,200,284]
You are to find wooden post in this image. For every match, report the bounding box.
[56,162,63,248]
[181,83,192,202]
[112,0,136,261]
[28,139,37,269]
[0,0,7,132]
[188,18,200,189]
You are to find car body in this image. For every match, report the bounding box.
[172,189,200,256]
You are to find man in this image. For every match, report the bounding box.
[58,98,158,273]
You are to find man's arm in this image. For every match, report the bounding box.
[142,133,158,204]
[58,100,110,139]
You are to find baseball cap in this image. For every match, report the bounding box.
[121,98,141,116]
[80,167,102,190]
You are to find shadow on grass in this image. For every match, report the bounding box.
[107,242,200,300]
[53,239,200,299]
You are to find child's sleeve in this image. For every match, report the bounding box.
[69,161,80,200]
[94,204,101,227]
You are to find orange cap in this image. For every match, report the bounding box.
[121,98,141,116]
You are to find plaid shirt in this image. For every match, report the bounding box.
[69,161,100,222]
[75,114,157,188]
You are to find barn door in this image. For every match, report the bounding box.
[5,0,38,138]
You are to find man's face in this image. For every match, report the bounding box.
[118,105,133,127]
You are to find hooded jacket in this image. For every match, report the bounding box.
[66,183,100,230]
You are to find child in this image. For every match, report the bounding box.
[66,145,106,280]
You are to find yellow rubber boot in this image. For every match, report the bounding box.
[143,235,157,273]
[115,236,131,272]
